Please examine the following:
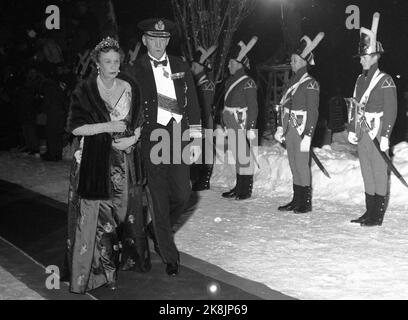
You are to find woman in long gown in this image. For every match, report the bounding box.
[66,37,150,294]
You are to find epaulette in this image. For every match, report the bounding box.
[197,74,208,86]
[244,79,257,89]
[381,76,396,89]
[306,79,319,90]
[202,80,215,91]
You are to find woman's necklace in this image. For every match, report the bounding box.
[97,75,117,100]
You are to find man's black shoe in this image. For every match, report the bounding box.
[166,262,179,276]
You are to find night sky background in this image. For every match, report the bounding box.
[1,0,408,142]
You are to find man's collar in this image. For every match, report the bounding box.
[148,52,167,62]
[230,68,246,80]
[363,63,378,78]
[291,66,307,83]
[295,66,307,77]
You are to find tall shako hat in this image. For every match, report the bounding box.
[294,32,325,65]
[138,18,175,38]
[230,36,258,69]
[193,45,217,68]
[357,12,384,56]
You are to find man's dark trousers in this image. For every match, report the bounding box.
[143,119,191,264]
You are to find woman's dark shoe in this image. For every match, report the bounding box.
[105,280,118,290]
[166,262,179,276]
[105,271,118,290]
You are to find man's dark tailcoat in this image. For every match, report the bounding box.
[129,54,201,264]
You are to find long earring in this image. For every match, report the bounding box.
[97,67,100,75]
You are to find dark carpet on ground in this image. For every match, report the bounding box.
[0,179,294,300]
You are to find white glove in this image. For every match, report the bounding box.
[74,149,82,164]
[274,126,284,143]
[190,145,201,164]
[215,125,227,138]
[134,127,141,141]
[348,131,358,145]
[300,135,311,152]
[246,129,256,141]
[380,136,389,152]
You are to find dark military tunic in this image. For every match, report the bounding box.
[281,66,319,187]
[191,69,215,183]
[222,68,258,175]
[195,70,215,130]
[349,63,397,196]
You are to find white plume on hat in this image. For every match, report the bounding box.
[298,32,325,65]
[358,12,384,56]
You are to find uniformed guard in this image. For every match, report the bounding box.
[221,37,258,200]
[129,18,202,275]
[274,32,324,213]
[348,12,397,226]
[190,45,217,191]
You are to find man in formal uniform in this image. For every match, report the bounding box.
[348,12,397,227]
[130,18,202,275]
[274,32,324,213]
[190,47,216,191]
[221,37,258,200]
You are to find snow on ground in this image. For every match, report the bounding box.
[1,139,408,299]
[212,137,408,210]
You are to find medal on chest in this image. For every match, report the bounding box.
[162,67,169,78]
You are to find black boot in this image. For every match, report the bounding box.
[293,186,312,213]
[350,193,375,223]
[222,174,239,198]
[278,184,300,211]
[361,194,387,227]
[192,165,213,191]
[236,175,253,200]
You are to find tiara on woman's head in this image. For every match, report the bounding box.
[93,37,120,52]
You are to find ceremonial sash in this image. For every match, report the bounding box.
[280,73,311,136]
[224,75,249,103]
[353,69,385,105]
[353,69,385,139]
[279,73,311,106]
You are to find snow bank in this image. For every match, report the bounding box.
[211,140,408,210]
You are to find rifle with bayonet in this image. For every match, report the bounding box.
[345,97,408,189]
